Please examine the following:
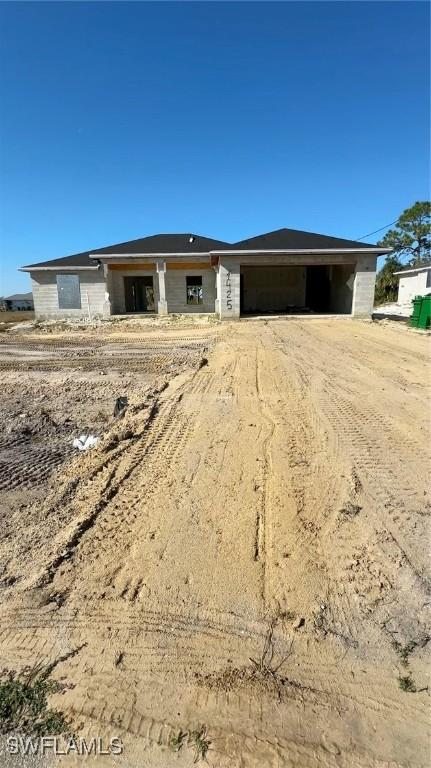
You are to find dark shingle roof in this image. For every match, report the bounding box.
[96,233,230,255]
[20,233,231,269]
[20,228,385,271]
[21,250,98,270]
[230,228,378,250]
[6,292,33,301]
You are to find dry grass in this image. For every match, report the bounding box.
[0,311,34,323]
[0,311,34,331]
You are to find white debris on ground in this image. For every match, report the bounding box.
[72,434,99,451]
[7,313,221,335]
[373,301,412,318]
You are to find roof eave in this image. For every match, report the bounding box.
[394,266,431,276]
[92,247,392,260]
[19,265,101,272]
[90,252,212,259]
[210,247,393,255]
[20,246,393,271]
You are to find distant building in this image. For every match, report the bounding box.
[394,265,431,306]
[373,264,431,320]
[0,292,34,311]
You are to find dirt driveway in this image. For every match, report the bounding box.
[0,319,429,767]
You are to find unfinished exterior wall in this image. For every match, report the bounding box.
[218,253,375,318]
[164,268,216,313]
[241,266,306,312]
[352,255,377,317]
[218,258,241,319]
[329,265,355,314]
[108,268,159,315]
[31,270,106,318]
[29,251,379,320]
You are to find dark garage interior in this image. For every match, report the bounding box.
[240,264,354,315]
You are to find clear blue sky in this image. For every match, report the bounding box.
[0,1,429,295]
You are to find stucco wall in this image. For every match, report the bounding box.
[397,269,431,304]
[31,270,106,318]
[164,268,216,313]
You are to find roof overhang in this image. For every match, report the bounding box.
[91,247,391,261]
[210,248,392,256]
[394,266,431,276]
[90,252,212,260]
[20,247,392,272]
[19,265,101,273]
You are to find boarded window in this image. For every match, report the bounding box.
[186,275,203,305]
[57,274,81,309]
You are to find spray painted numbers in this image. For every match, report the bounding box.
[226,271,233,310]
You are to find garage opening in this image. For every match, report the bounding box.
[240,265,354,315]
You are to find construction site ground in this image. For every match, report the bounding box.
[0,316,429,768]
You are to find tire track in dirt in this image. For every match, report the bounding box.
[253,339,277,612]
[262,324,351,630]
[268,321,430,651]
[0,319,429,767]
[39,380,200,596]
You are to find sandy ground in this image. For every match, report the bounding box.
[0,322,216,521]
[0,312,35,333]
[0,318,430,767]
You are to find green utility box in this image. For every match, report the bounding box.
[410,296,423,327]
[410,295,431,329]
[418,295,431,330]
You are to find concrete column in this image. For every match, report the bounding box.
[351,255,377,317]
[214,265,221,316]
[218,258,240,319]
[102,263,112,318]
[156,259,168,315]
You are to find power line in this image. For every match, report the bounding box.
[356,219,398,241]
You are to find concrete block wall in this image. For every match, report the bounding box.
[329,265,355,314]
[241,265,306,311]
[164,268,216,313]
[352,255,377,316]
[233,253,357,267]
[31,270,106,318]
[30,253,379,320]
[109,269,159,314]
[218,254,372,318]
[218,259,241,319]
